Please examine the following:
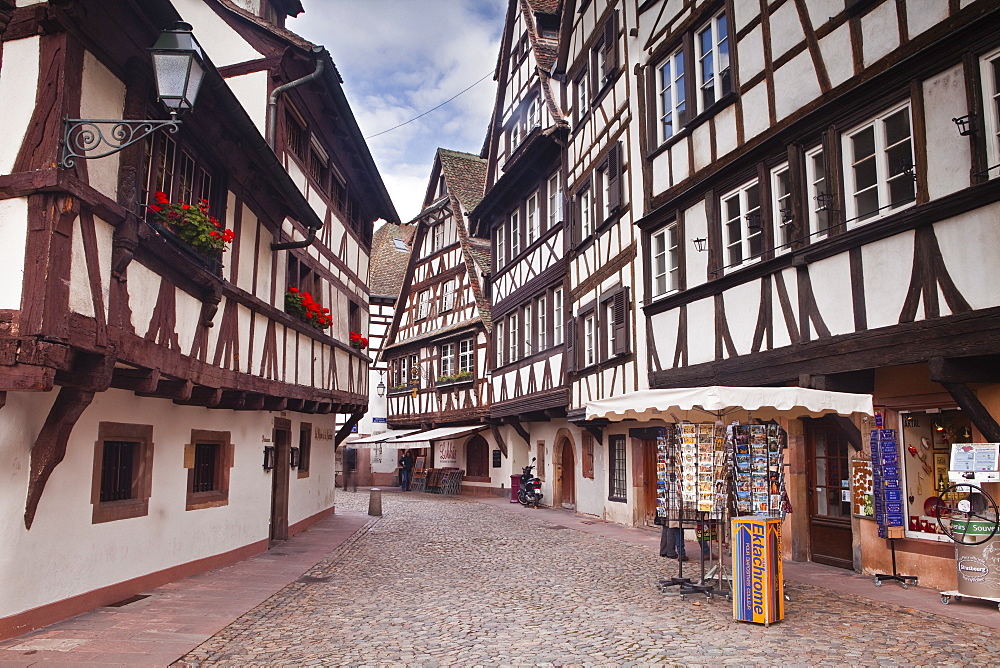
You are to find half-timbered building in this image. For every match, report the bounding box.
[629,0,1000,588]
[382,149,502,492]
[0,0,394,638]
[472,0,578,507]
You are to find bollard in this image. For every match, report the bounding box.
[368,488,382,517]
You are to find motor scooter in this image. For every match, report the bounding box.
[517,457,543,508]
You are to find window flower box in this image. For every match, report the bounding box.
[149,192,234,255]
[285,288,332,330]
[350,332,369,350]
[436,370,474,389]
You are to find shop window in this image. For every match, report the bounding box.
[91,422,154,524]
[466,435,490,478]
[982,47,1000,178]
[720,179,763,271]
[899,409,974,541]
[609,434,627,501]
[185,430,234,510]
[842,103,915,227]
[651,222,680,298]
[298,423,312,477]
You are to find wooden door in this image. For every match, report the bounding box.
[642,438,658,526]
[806,421,853,569]
[560,437,575,507]
[270,419,291,543]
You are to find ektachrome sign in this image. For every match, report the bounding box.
[732,516,784,625]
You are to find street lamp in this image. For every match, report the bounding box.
[60,22,206,169]
[376,379,386,397]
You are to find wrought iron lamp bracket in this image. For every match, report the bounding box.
[60,116,181,169]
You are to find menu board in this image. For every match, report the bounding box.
[950,443,1000,472]
[731,424,786,517]
[678,423,727,513]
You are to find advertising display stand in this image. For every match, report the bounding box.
[870,426,918,587]
[732,516,783,626]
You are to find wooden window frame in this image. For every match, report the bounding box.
[537,294,548,352]
[496,320,505,367]
[496,223,507,270]
[458,337,475,375]
[695,11,732,114]
[441,278,456,312]
[805,145,832,241]
[582,431,595,479]
[523,303,533,356]
[982,47,1000,179]
[91,422,154,524]
[650,222,680,299]
[655,47,687,144]
[599,285,631,359]
[547,172,563,229]
[298,422,312,478]
[608,434,627,502]
[771,163,794,255]
[184,430,234,511]
[720,178,763,272]
[553,287,564,346]
[417,289,431,320]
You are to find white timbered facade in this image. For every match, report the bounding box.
[0,0,395,638]
[383,150,502,490]
[631,0,1000,588]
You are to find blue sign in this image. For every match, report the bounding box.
[373,417,387,423]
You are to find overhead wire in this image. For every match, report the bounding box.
[364,70,494,139]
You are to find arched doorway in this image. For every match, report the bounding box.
[465,435,490,479]
[559,436,575,508]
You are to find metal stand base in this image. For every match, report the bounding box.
[874,537,918,588]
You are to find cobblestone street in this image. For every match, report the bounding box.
[175,492,998,667]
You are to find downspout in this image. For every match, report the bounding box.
[269,45,326,251]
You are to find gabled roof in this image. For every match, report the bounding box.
[438,149,489,214]
[369,222,416,298]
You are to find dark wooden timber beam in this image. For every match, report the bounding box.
[929,356,1000,384]
[334,410,364,447]
[25,387,94,529]
[585,425,604,445]
[832,415,863,452]
[939,382,1000,442]
[144,378,192,401]
[0,391,6,410]
[176,385,221,408]
[264,396,287,411]
[217,390,247,410]
[504,416,531,446]
[111,367,160,394]
[489,423,508,458]
[799,376,865,451]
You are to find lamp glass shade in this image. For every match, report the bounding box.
[376,381,386,398]
[150,22,206,112]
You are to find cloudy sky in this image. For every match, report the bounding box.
[287,0,508,223]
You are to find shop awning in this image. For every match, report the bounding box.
[389,425,488,443]
[586,386,874,423]
[346,429,422,448]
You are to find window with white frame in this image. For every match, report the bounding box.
[431,223,444,252]
[459,338,474,374]
[527,97,540,132]
[509,312,519,362]
[510,209,521,258]
[553,288,564,346]
[496,224,506,268]
[805,146,830,241]
[575,70,589,124]
[441,278,455,312]
[417,290,431,319]
[696,12,730,113]
[537,295,547,351]
[440,342,455,378]
[656,48,686,143]
[771,165,793,253]
[598,163,611,223]
[496,321,505,366]
[583,312,596,367]
[651,223,679,297]
[547,173,562,227]
[578,184,593,239]
[523,304,533,356]
[843,103,915,226]
[980,48,1000,178]
[527,192,540,244]
[720,180,763,270]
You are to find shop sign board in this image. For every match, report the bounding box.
[732,516,784,625]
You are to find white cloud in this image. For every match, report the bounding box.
[288,0,505,222]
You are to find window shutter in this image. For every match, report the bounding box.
[607,142,621,212]
[603,13,618,79]
[183,443,195,469]
[612,288,629,355]
[564,316,576,373]
[569,195,580,247]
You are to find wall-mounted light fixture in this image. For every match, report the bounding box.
[779,208,793,227]
[60,22,206,169]
[262,445,276,470]
[903,415,919,428]
[290,446,300,469]
[815,192,837,212]
[952,114,977,137]
[692,237,708,252]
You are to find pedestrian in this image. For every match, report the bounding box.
[344,447,358,492]
[399,449,415,491]
[659,522,689,562]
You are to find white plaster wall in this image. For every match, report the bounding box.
[0,36,40,175]
[686,297,715,365]
[225,70,269,138]
[650,308,679,371]
[807,253,855,337]
[255,227,273,300]
[714,105,738,161]
[772,267,800,349]
[237,204,259,294]
[738,25,765,84]
[741,82,770,141]
[774,50,821,122]
[691,122,713,172]
[79,51,125,200]
[733,0,760,33]
[906,0,949,40]
[935,204,1000,311]
[722,279,761,356]
[176,289,203,354]
[287,416,337,524]
[861,1,899,67]
[173,0,263,67]
[0,389,324,620]
[770,1,804,62]
[819,23,854,89]
[127,263,161,337]
[671,138,690,184]
[69,217,96,317]
[683,199,709,289]
[0,198,28,309]
[237,304,252,374]
[862,230,916,329]
[923,65,971,201]
[804,0,840,30]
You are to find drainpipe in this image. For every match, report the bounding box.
[269,45,325,251]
